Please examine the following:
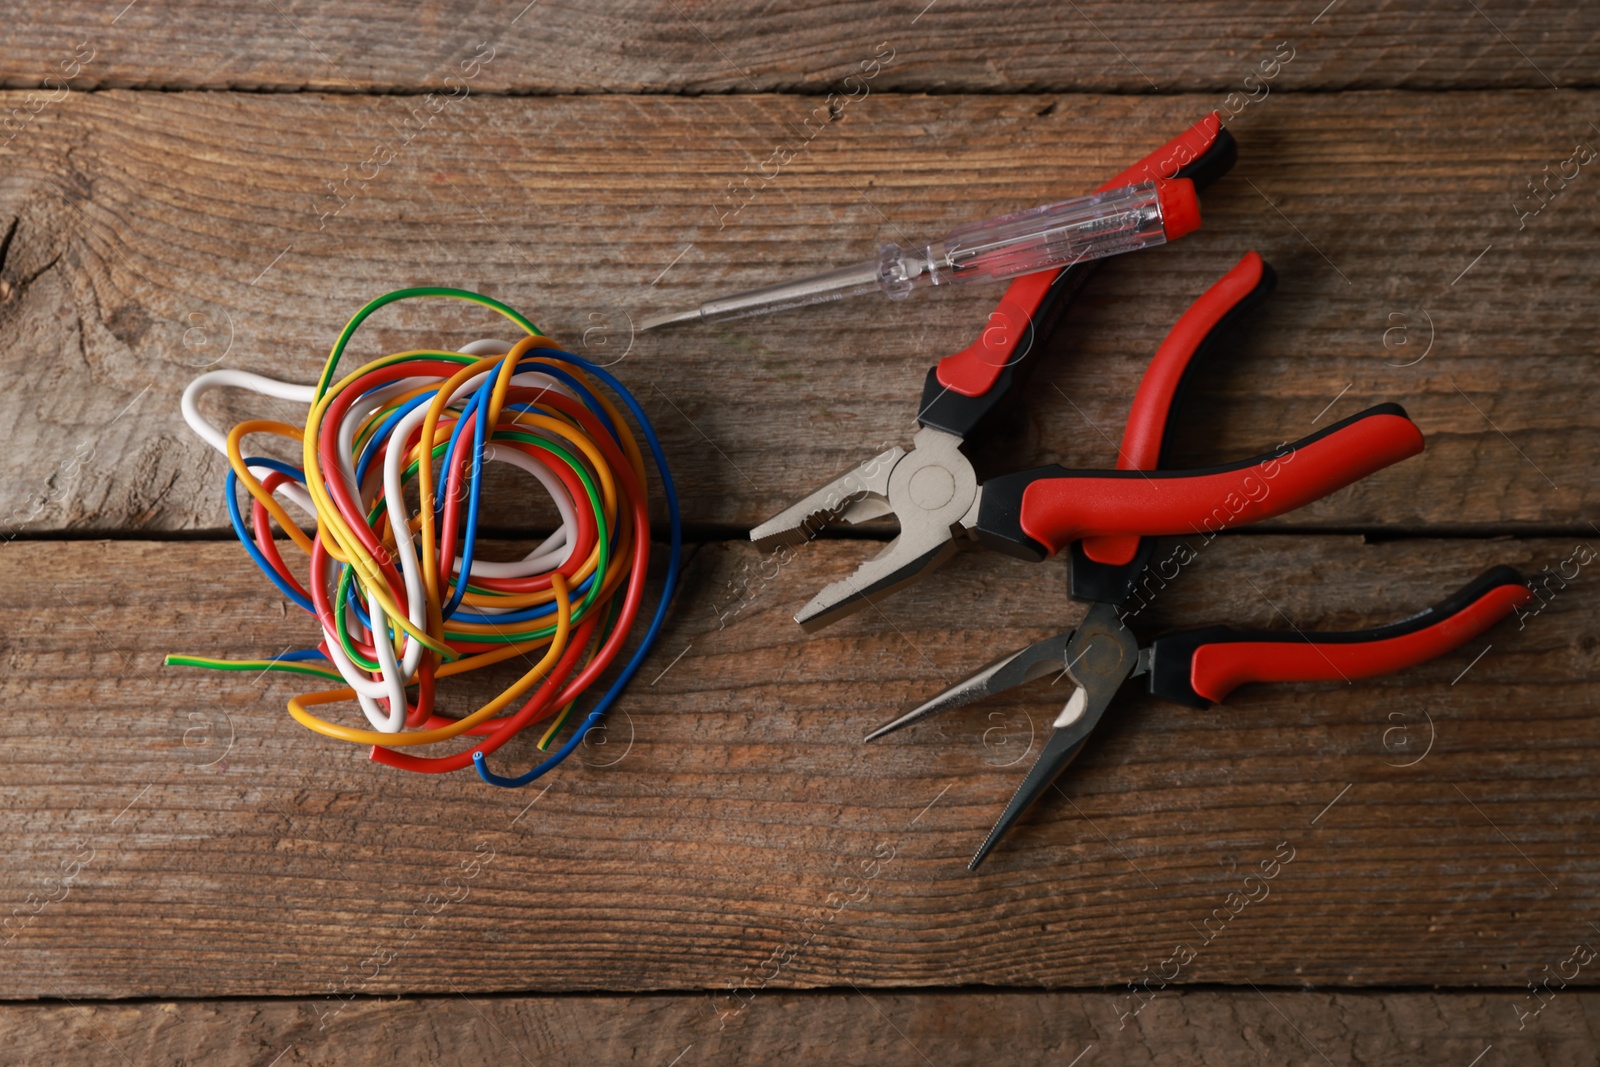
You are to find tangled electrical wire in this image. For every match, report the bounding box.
[169,287,679,787]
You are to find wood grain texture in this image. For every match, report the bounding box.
[2,533,1594,998]
[2,2,1598,94]
[1,89,1597,537]
[6,988,1599,1066]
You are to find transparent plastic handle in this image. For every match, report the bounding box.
[877,180,1184,297]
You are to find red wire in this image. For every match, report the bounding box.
[251,470,312,603]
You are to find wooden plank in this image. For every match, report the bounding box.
[3,3,1598,94]
[0,90,1596,537]
[6,988,1599,1066]
[1,534,1594,997]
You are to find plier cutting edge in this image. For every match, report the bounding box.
[750,115,1535,868]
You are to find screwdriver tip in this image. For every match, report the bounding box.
[637,307,703,332]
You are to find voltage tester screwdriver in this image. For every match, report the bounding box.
[638,178,1201,332]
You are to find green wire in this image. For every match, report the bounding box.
[333,564,382,672]
[316,289,542,399]
[163,654,346,683]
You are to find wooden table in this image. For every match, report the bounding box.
[3,3,1598,1063]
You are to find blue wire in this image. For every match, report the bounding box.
[339,382,458,636]
[433,375,489,524]
[344,373,500,627]
[227,457,316,614]
[475,349,681,789]
[433,366,609,622]
[448,570,601,623]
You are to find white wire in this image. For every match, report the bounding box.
[181,370,319,518]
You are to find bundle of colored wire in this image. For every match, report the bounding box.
[168,287,680,787]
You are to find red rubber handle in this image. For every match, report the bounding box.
[1081,250,1269,567]
[1144,566,1532,707]
[973,405,1424,561]
[934,113,1225,399]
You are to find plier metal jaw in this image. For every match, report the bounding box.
[751,426,978,630]
[869,599,1143,868]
